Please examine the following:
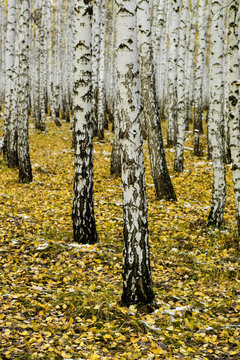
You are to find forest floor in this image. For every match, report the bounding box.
[0,116,240,360]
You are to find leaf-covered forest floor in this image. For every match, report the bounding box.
[0,115,240,360]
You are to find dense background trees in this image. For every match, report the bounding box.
[0,0,240,306]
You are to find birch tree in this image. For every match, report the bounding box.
[5,0,18,167]
[166,0,180,147]
[185,0,197,128]
[97,0,107,140]
[227,0,240,240]
[92,0,101,135]
[39,2,46,131]
[158,0,170,120]
[0,0,6,108]
[17,0,32,183]
[208,0,226,228]
[193,0,207,156]
[72,0,97,244]
[152,0,166,107]
[137,0,176,200]
[174,0,189,172]
[116,0,154,306]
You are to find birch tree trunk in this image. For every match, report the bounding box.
[137,0,176,200]
[227,0,240,240]
[0,0,6,108]
[208,0,226,228]
[193,0,207,156]
[97,0,107,140]
[166,0,180,147]
[33,5,41,130]
[116,0,154,307]
[39,3,46,131]
[159,0,170,120]
[174,0,189,172]
[72,0,97,244]
[223,5,231,164]
[185,0,197,129]
[92,0,101,136]
[17,0,32,183]
[152,0,166,106]
[110,1,122,177]
[105,0,115,124]
[5,0,18,167]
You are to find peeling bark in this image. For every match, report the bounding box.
[17,0,32,183]
[227,0,240,241]
[72,0,97,244]
[174,0,189,172]
[208,0,226,228]
[166,0,180,147]
[116,0,154,307]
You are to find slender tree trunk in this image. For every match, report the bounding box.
[17,0,32,183]
[159,0,170,120]
[5,0,18,167]
[227,0,240,241]
[193,0,207,156]
[33,5,42,130]
[110,1,122,177]
[105,0,115,125]
[174,0,189,172]
[185,0,197,129]
[72,0,97,244]
[152,0,166,106]
[208,0,226,228]
[39,3,46,131]
[223,6,231,164]
[166,0,180,147]
[0,0,6,108]
[110,112,121,176]
[97,0,107,140]
[116,0,154,307]
[137,0,176,200]
[92,0,101,136]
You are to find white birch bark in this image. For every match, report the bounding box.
[174,0,189,172]
[56,0,63,116]
[97,0,107,140]
[29,0,34,115]
[17,0,32,183]
[51,0,62,120]
[92,0,101,135]
[110,1,121,176]
[5,0,18,167]
[166,0,180,147]
[0,0,6,107]
[39,2,46,130]
[193,0,208,156]
[105,0,115,121]
[63,0,74,123]
[72,0,97,244]
[116,0,154,307]
[185,0,197,128]
[159,0,170,119]
[152,0,166,104]
[227,0,240,239]
[223,4,231,163]
[137,0,176,200]
[33,3,41,130]
[202,0,211,112]
[45,0,52,115]
[208,0,226,228]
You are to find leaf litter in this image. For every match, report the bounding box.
[0,118,240,359]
